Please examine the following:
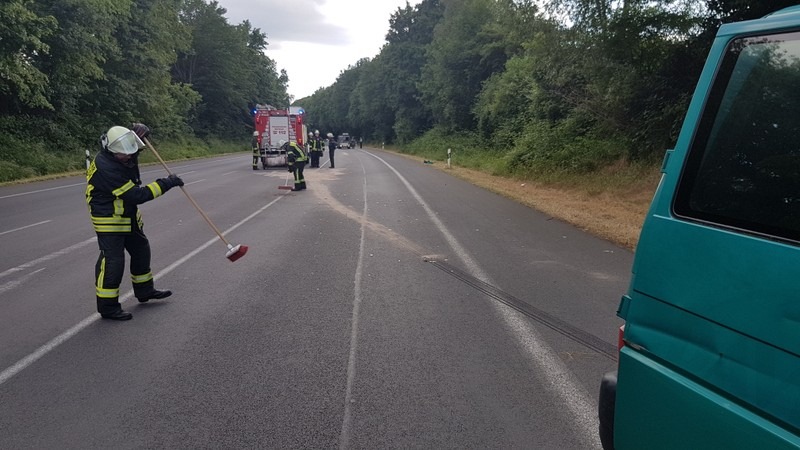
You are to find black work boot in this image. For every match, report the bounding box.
[101,310,132,320]
[137,289,172,303]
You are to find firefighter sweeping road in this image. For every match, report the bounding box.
[0,148,630,449]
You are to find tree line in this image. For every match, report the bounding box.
[300,0,797,175]
[0,0,288,181]
[3,0,794,182]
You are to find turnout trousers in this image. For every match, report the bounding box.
[94,221,157,315]
[292,161,307,189]
[309,151,321,168]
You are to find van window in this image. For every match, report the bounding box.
[674,31,800,244]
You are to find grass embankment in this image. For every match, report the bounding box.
[0,137,247,186]
[390,140,661,250]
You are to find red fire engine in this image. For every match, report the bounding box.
[252,105,306,169]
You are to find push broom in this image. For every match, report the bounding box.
[143,138,248,262]
[278,171,292,190]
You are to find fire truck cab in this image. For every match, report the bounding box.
[252,105,306,169]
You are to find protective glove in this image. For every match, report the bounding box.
[167,174,184,187]
[132,123,151,139]
[159,174,184,191]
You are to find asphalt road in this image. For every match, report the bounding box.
[0,148,630,449]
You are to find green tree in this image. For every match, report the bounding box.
[173,0,287,138]
[419,0,507,131]
[0,0,56,112]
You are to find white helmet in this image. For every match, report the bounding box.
[314,130,319,136]
[253,131,259,137]
[278,139,287,147]
[327,132,334,138]
[308,132,313,137]
[102,126,144,155]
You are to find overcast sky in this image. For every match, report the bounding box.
[217,0,423,102]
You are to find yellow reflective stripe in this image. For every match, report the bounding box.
[92,216,131,224]
[91,216,130,233]
[131,272,153,284]
[96,287,119,298]
[94,225,131,233]
[113,198,124,216]
[112,181,135,197]
[86,160,97,181]
[147,181,163,198]
[97,256,105,290]
[96,257,117,298]
[85,184,94,204]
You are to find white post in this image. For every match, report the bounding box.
[382,142,385,150]
[85,149,91,170]
[447,148,451,169]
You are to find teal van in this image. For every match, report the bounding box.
[599,6,800,449]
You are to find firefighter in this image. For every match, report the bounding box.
[281,139,308,191]
[252,131,260,170]
[86,123,184,320]
[308,129,323,168]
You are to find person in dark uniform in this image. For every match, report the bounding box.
[327,132,337,168]
[86,124,184,320]
[281,139,308,190]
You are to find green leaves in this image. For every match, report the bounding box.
[0,0,57,110]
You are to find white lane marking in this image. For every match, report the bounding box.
[0,237,97,279]
[0,268,46,296]
[0,195,285,386]
[0,183,84,200]
[339,158,368,450]
[364,151,602,449]
[221,171,236,176]
[184,179,205,186]
[0,220,51,236]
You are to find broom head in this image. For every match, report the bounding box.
[226,244,248,262]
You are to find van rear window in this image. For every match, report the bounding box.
[674,31,800,244]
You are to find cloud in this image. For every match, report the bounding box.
[219,0,350,49]
[216,0,422,99]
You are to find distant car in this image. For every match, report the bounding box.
[337,133,351,149]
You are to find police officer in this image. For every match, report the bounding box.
[327,132,337,168]
[281,139,308,191]
[86,123,184,320]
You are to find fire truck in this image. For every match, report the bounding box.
[252,105,306,169]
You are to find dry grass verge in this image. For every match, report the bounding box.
[394,152,661,250]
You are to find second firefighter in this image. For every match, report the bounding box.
[281,139,308,191]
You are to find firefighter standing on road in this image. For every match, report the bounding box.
[281,139,308,191]
[308,129,323,168]
[86,124,184,320]
[252,131,260,170]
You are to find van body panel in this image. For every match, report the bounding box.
[615,348,800,449]
[607,6,800,448]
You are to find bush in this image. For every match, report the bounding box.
[508,120,629,175]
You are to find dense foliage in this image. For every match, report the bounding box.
[300,0,798,175]
[3,0,795,182]
[0,0,288,182]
